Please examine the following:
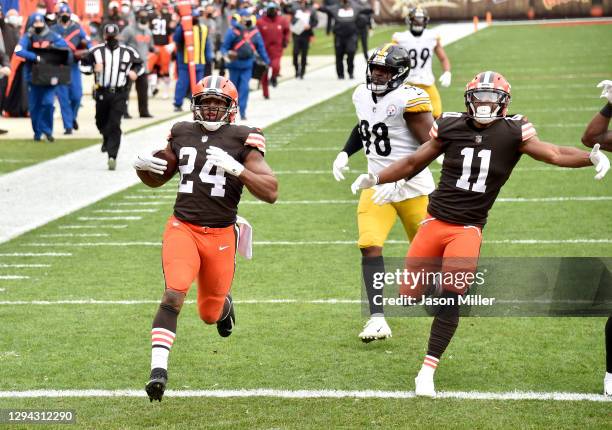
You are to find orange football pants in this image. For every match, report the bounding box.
[402,215,482,296]
[162,216,238,323]
[148,45,172,76]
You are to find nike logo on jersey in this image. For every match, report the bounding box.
[219,245,230,251]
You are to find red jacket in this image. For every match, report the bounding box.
[256,15,290,58]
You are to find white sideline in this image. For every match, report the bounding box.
[0,388,609,402]
[0,23,483,244]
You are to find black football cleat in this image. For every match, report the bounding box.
[146,367,168,402]
[73,120,79,130]
[217,296,235,338]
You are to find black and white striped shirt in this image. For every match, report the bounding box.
[81,43,144,89]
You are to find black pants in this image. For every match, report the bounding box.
[358,27,369,61]
[334,34,358,79]
[95,88,128,159]
[126,73,150,117]
[292,34,310,78]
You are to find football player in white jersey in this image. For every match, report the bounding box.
[332,43,435,342]
[391,7,451,119]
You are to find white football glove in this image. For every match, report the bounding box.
[438,71,452,88]
[164,42,176,54]
[206,146,244,176]
[597,80,612,104]
[133,151,168,175]
[372,179,406,205]
[351,173,379,194]
[589,144,610,180]
[332,151,349,181]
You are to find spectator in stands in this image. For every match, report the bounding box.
[257,2,289,99]
[289,0,318,79]
[121,6,155,118]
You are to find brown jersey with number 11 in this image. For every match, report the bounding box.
[428,112,536,227]
[168,121,266,227]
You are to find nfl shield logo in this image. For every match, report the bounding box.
[475,135,482,144]
[202,136,208,143]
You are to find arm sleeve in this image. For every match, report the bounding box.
[245,128,266,155]
[220,29,233,54]
[14,34,37,61]
[205,35,214,62]
[521,118,537,141]
[256,34,269,64]
[343,124,363,156]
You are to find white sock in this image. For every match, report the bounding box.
[419,355,439,377]
[151,347,170,370]
[605,372,612,381]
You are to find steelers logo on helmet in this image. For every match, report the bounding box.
[191,76,239,131]
[366,44,411,95]
[407,7,429,36]
[464,71,511,125]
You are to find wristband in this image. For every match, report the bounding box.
[600,103,612,119]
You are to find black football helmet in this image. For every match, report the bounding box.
[406,7,429,36]
[366,44,411,95]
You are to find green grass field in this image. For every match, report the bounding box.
[0,23,611,429]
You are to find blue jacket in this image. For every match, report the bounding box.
[173,23,214,66]
[50,21,91,64]
[221,23,269,69]
[15,28,71,83]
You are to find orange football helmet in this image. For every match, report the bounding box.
[464,71,511,124]
[191,76,239,131]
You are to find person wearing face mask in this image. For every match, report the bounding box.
[288,0,318,79]
[0,8,28,119]
[51,4,92,135]
[221,11,269,120]
[80,23,144,170]
[319,0,372,80]
[103,1,129,32]
[172,6,214,112]
[120,7,155,118]
[14,13,71,142]
[256,2,289,99]
[147,1,177,99]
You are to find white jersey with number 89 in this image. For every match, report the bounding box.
[392,29,439,87]
[352,83,435,200]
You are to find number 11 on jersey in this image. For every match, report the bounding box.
[456,147,491,193]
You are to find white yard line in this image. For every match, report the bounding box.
[0,275,29,280]
[77,216,142,221]
[18,239,612,247]
[0,23,482,244]
[0,388,609,402]
[0,264,51,268]
[0,253,71,257]
[38,233,109,238]
[0,299,358,305]
[91,209,159,213]
[59,225,128,229]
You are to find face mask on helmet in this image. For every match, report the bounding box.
[407,9,428,36]
[192,93,237,131]
[465,89,510,125]
[366,49,410,95]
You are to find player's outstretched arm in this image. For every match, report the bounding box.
[351,138,443,193]
[520,136,610,180]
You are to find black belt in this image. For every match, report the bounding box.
[101,86,126,93]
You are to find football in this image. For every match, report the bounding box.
[136,148,178,187]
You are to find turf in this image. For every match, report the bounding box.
[0,139,99,174]
[0,23,611,429]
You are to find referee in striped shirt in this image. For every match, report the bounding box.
[81,23,144,170]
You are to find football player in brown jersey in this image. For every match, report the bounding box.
[352,71,610,397]
[134,76,278,402]
[581,79,612,396]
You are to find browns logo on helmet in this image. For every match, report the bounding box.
[464,71,511,125]
[366,43,411,95]
[191,76,239,131]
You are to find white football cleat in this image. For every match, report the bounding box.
[414,371,436,397]
[604,373,612,396]
[358,316,392,343]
